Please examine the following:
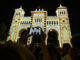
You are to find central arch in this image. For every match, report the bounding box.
[30,26,43,47]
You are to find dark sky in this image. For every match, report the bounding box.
[0,0,80,35]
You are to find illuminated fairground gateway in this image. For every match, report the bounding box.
[7,4,72,47]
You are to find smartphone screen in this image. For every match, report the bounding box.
[27,27,42,35]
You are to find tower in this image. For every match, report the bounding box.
[7,6,25,42]
[31,9,47,32]
[56,4,72,46]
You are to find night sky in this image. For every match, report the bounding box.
[0,0,80,35]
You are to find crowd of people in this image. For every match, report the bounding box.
[0,31,80,60]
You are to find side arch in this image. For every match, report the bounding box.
[47,29,59,46]
[19,28,27,37]
[46,26,60,46]
[18,29,29,45]
[46,26,60,38]
[46,26,60,33]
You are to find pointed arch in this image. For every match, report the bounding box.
[19,28,27,37]
[18,29,28,45]
[47,29,59,46]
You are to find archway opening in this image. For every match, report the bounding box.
[18,29,28,45]
[47,29,59,47]
[19,29,27,37]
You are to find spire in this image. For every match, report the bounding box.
[39,9,40,11]
[59,4,62,7]
[20,5,23,9]
[42,8,44,11]
[35,9,37,11]
[58,4,66,8]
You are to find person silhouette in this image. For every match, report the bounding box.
[0,41,36,60]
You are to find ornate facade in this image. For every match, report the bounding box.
[7,4,72,47]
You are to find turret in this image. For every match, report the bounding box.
[56,4,72,46]
[12,6,25,25]
[56,4,68,17]
[7,6,25,41]
[14,6,25,17]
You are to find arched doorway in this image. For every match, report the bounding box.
[18,29,28,45]
[47,29,59,47]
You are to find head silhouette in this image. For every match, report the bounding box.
[0,42,36,60]
[71,34,80,49]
